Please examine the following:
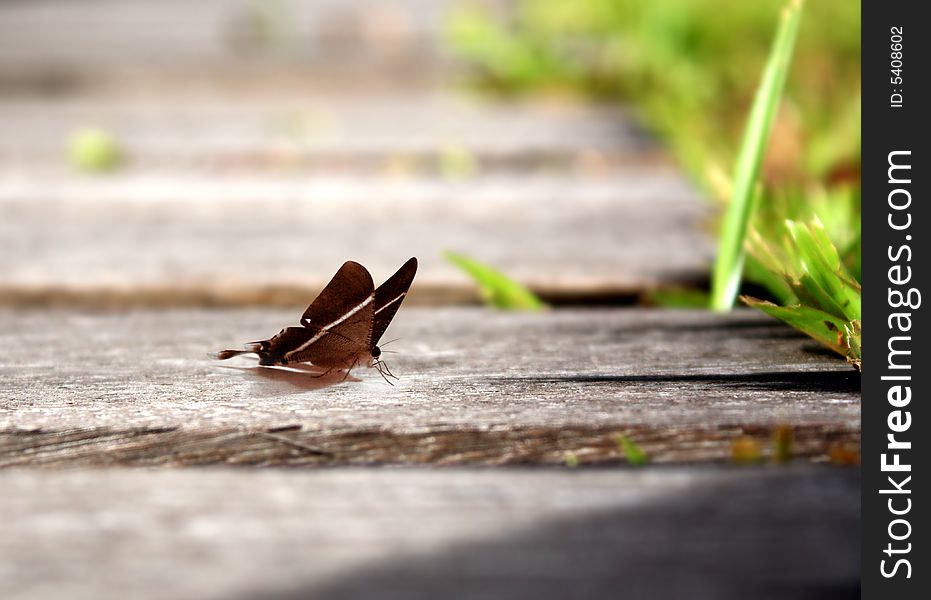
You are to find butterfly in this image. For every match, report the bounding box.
[217,257,417,381]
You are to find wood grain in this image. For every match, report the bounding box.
[0,467,860,600]
[0,308,859,466]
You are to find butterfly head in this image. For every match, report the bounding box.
[368,347,398,384]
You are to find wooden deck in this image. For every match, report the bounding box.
[0,467,859,600]
[1,308,858,467]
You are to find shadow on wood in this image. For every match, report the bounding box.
[242,468,860,600]
[219,364,359,393]
[490,371,860,394]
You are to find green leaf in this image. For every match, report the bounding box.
[710,0,804,311]
[444,251,547,311]
[616,434,649,466]
[741,297,851,358]
[794,272,847,319]
[842,233,861,283]
[785,219,861,321]
[743,253,796,304]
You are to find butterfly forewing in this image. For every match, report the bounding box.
[371,257,418,349]
[275,260,376,366]
[300,261,374,331]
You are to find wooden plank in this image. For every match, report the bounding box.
[0,467,860,600]
[0,95,656,161]
[0,2,705,303]
[0,308,859,466]
[0,424,858,468]
[0,0,451,85]
[0,93,705,304]
[0,173,705,306]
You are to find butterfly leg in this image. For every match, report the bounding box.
[340,358,360,382]
[383,361,398,380]
[372,359,397,385]
[308,366,340,379]
[287,363,335,378]
[377,358,399,380]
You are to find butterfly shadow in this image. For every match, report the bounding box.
[219,362,359,394]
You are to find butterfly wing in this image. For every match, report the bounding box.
[286,299,374,368]
[300,261,375,330]
[276,260,376,368]
[370,257,417,349]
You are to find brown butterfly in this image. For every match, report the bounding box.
[217,257,417,381]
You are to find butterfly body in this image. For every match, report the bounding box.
[217,258,417,378]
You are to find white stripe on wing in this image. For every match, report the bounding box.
[286,295,373,359]
[374,292,406,315]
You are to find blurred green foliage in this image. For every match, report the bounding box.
[616,434,649,466]
[68,128,123,173]
[445,0,860,187]
[447,0,862,367]
[438,143,480,180]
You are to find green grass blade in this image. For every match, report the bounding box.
[444,251,547,311]
[743,253,796,304]
[741,296,851,358]
[842,233,862,283]
[710,0,804,311]
[786,220,861,321]
[795,273,848,319]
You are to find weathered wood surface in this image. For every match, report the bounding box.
[0,0,451,87]
[0,4,704,306]
[0,308,859,466]
[0,94,657,163]
[0,94,703,306]
[0,423,858,469]
[0,467,859,600]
